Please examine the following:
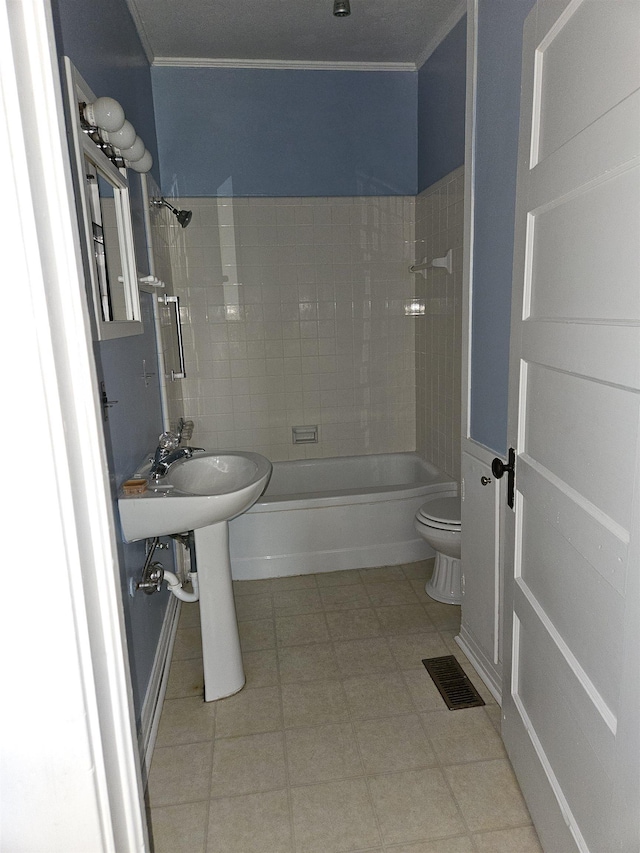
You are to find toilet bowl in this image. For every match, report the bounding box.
[414,494,462,605]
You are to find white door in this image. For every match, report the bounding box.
[501,2,640,852]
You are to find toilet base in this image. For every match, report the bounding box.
[425,552,462,605]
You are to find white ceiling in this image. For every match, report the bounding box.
[126,0,465,69]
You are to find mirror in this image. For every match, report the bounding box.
[64,59,142,339]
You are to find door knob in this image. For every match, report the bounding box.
[491,457,513,478]
[491,448,516,509]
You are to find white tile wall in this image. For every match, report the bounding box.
[170,196,417,461]
[144,174,188,427]
[414,166,464,482]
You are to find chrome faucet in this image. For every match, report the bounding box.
[150,431,204,480]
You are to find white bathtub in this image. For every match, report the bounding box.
[228,452,457,580]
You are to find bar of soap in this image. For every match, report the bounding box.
[122,478,148,495]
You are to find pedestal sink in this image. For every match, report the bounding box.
[118,451,272,701]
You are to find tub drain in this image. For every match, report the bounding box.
[422,655,485,710]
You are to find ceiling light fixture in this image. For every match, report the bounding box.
[333,0,350,16]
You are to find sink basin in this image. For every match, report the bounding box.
[118,451,272,542]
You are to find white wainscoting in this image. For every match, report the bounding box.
[138,594,180,779]
[456,437,504,703]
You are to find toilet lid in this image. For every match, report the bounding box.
[417,496,461,527]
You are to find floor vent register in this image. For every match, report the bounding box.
[422,655,486,710]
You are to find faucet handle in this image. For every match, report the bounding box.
[158,431,179,451]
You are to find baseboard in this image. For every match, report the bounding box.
[456,625,502,705]
[138,595,180,781]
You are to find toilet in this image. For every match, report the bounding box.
[414,494,462,605]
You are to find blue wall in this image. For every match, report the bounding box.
[52,0,171,726]
[469,0,536,454]
[152,67,418,197]
[417,15,467,192]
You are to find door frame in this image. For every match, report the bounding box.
[0,1,148,849]
[458,0,506,701]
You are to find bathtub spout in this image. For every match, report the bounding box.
[164,570,199,603]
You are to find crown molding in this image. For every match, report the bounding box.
[415,0,467,70]
[125,0,154,65]
[152,56,417,72]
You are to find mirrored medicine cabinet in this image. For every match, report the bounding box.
[63,58,142,340]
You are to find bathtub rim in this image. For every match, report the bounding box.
[249,451,457,513]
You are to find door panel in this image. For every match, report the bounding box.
[502,1,640,850]
[537,1,640,162]
[520,500,624,710]
[513,610,614,851]
[530,168,640,320]
[523,364,638,526]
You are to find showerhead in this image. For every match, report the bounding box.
[175,208,193,228]
[152,197,193,228]
[333,0,350,16]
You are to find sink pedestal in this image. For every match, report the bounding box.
[194,521,245,701]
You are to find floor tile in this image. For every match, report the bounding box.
[422,601,461,631]
[354,714,436,773]
[165,656,204,699]
[281,679,349,728]
[375,604,437,635]
[342,671,415,719]
[238,618,276,651]
[387,632,451,670]
[315,568,363,587]
[421,707,506,765]
[235,593,273,622]
[445,759,532,833]
[206,789,292,853]
[409,578,432,599]
[325,607,382,640]
[150,564,537,853]
[178,601,201,628]
[285,722,363,784]
[149,801,209,853]
[319,583,371,611]
[401,559,435,580]
[484,704,502,734]
[385,839,474,853]
[242,648,279,687]
[402,668,450,711]
[272,587,323,616]
[275,612,330,646]
[233,578,272,596]
[365,580,421,607]
[333,636,396,676]
[172,626,203,660]
[277,642,339,683]
[155,696,215,748]
[359,565,406,583]
[147,741,213,806]
[270,574,318,591]
[210,731,286,797]
[473,825,543,852]
[368,767,465,845]
[290,778,380,853]
[214,686,283,738]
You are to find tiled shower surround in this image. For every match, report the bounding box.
[170,195,416,461]
[415,167,464,482]
[168,171,463,474]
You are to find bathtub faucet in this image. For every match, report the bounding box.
[150,431,204,479]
